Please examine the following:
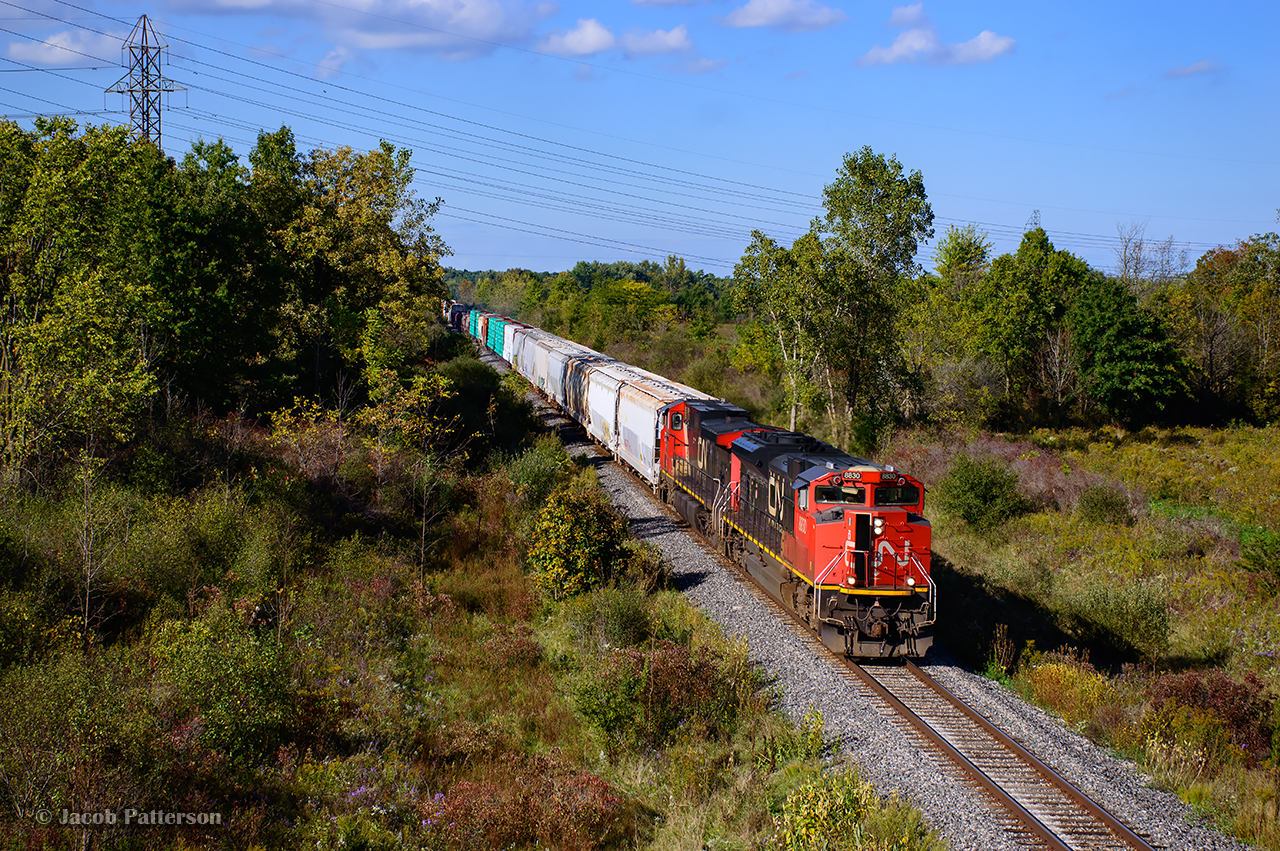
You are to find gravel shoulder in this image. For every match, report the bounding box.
[493,351,1251,851]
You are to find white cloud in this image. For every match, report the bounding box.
[722,0,846,33]
[170,0,561,62]
[663,56,726,74]
[316,45,352,78]
[538,18,616,56]
[6,28,121,65]
[886,2,926,28]
[1165,59,1222,79]
[858,4,1013,66]
[621,24,693,58]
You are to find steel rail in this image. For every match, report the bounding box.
[902,660,1157,851]
[845,661,1073,851]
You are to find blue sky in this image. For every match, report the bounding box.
[2,0,1277,278]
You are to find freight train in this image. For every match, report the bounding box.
[449,304,935,658]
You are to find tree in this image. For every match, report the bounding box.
[816,148,934,447]
[934,223,992,296]
[283,140,450,398]
[164,138,283,408]
[732,230,824,431]
[1157,243,1253,416]
[0,119,167,478]
[963,228,1088,397]
[817,146,935,290]
[1068,275,1186,425]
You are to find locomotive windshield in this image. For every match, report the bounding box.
[874,485,920,507]
[814,485,866,505]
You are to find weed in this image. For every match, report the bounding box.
[1076,483,1133,526]
[985,623,1016,680]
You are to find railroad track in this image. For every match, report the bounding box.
[647,498,1162,851]
[845,660,1161,851]
[500,349,1162,851]
[728,566,1162,850]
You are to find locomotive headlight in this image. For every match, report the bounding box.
[906,576,915,587]
[872,517,885,535]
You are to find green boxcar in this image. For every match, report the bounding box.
[487,318,507,357]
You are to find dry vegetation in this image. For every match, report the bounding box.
[883,424,1280,847]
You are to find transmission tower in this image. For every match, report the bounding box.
[106,15,183,147]
[1025,209,1041,231]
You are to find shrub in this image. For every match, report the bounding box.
[1147,669,1274,767]
[1241,525,1280,589]
[1076,483,1133,526]
[1022,655,1119,729]
[770,763,944,851]
[419,754,633,850]
[591,585,652,649]
[934,453,1029,530]
[152,606,293,766]
[506,434,572,510]
[526,475,629,601]
[575,640,745,752]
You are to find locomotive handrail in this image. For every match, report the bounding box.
[913,551,936,626]
[813,548,844,626]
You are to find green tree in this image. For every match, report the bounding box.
[164,138,288,408]
[935,223,992,295]
[817,146,935,290]
[1068,275,1186,425]
[732,230,825,431]
[815,147,934,446]
[1157,242,1254,418]
[0,119,167,476]
[963,229,1089,398]
[284,141,450,397]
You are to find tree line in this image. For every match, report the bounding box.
[457,147,1280,452]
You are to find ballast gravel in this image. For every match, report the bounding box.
[486,351,1249,851]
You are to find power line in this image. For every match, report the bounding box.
[0,0,1250,274]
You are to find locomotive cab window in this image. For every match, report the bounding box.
[797,487,808,511]
[874,485,920,507]
[670,412,684,430]
[814,485,866,505]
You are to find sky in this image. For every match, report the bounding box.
[2,0,1277,278]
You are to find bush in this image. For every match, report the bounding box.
[575,640,746,752]
[770,763,944,851]
[152,606,293,766]
[419,753,634,850]
[526,474,629,601]
[934,453,1029,530]
[1022,656,1119,730]
[506,434,572,510]
[1147,669,1274,768]
[1076,483,1133,526]
[1241,525,1280,589]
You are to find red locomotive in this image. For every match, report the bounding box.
[459,306,935,658]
